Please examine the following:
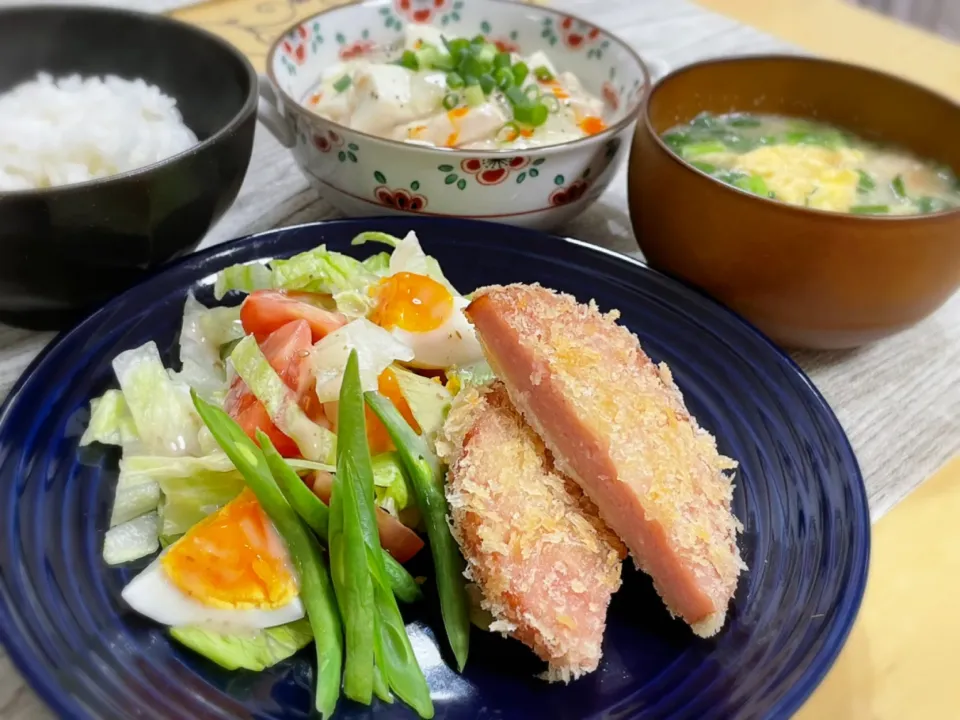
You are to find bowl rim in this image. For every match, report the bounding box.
[265,0,651,157]
[0,4,259,199]
[643,53,960,222]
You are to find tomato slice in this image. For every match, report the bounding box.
[224,319,316,456]
[241,290,347,343]
[311,470,425,563]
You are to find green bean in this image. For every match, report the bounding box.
[340,352,434,718]
[364,391,470,673]
[373,664,393,704]
[329,420,375,704]
[258,432,422,604]
[190,391,342,720]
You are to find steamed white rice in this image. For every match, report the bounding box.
[0,73,198,191]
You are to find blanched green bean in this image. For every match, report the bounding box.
[340,352,434,719]
[364,391,470,673]
[190,391,342,720]
[258,433,422,604]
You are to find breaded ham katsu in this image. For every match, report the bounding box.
[466,284,745,638]
[437,382,625,681]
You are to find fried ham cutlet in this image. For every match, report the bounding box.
[466,284,745,638]
[437,382,624,682]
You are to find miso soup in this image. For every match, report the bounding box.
[662,112,960,215]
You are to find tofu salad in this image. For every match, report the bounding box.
[306,24,608,149]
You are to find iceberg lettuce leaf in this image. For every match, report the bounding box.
[80,389,140,449]
[112,342,202,457]
[170,618,313,671]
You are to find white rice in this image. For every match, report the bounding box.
[0,73,199,191]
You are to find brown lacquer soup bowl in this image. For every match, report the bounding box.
[628,55,960,349]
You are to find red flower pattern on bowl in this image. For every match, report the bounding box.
[490,38,520,54]
[312,129,344,153]
[460,157,529,186]
[375,186,428,211]
[602,82,620,111]
[549,180,588,206]
[282,25,309,65]
[394,0,451,24]
[339,40,376,60]
[559,17,601,50]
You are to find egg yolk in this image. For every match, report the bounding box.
[366,367,421,454]
[369,272,454,333]
[161,488,298,610]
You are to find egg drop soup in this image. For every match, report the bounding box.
[663,112,960,215]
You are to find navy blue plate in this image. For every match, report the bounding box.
[0,218,869,720]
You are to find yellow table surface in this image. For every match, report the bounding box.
[169,1,960,717]
[696,0,960,103]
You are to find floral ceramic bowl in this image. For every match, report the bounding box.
[258,0,651,229]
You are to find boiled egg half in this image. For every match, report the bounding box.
[122,488,303,630]
[368,232,484,370]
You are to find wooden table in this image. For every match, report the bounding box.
[0,0,957,717]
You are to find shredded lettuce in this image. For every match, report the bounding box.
[362,252,392,275]
[214,246,386,318]
[230,336,337,463]
[157,471,245,538]
[269,245,374,294]
[371,451,413,516]
[174,294,244,399]
[446,360,497,395]
[170,618,313,671]
[103,512,159,565]
[80,389,140,448]
[213,261,272,299]
[113,342,203,456]
[311,319,414,402]
[354,230,457,294]
[109,472,161,528]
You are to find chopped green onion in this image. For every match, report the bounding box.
[494,67,514,89]
[533,65,554,82]
[464,85,485,107]
[504,86,528,108]
[850,204,890,214]
[856,170,875,193]
[463,74,479,87]
[512,62,529,86]
[445,37,469,58]
[493,52,512,70]
[542,94,560,113]
[333,75,352,93]
[478,73,495,94]
[443,92,460,110]
[476,44,497,65]
[459,55,484,80]
[471,34,486,45]
[446,71,464,89]
[891,174,906,198]
[514,103,548,127]
[397,50,419,71]
[524,85,541,103]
